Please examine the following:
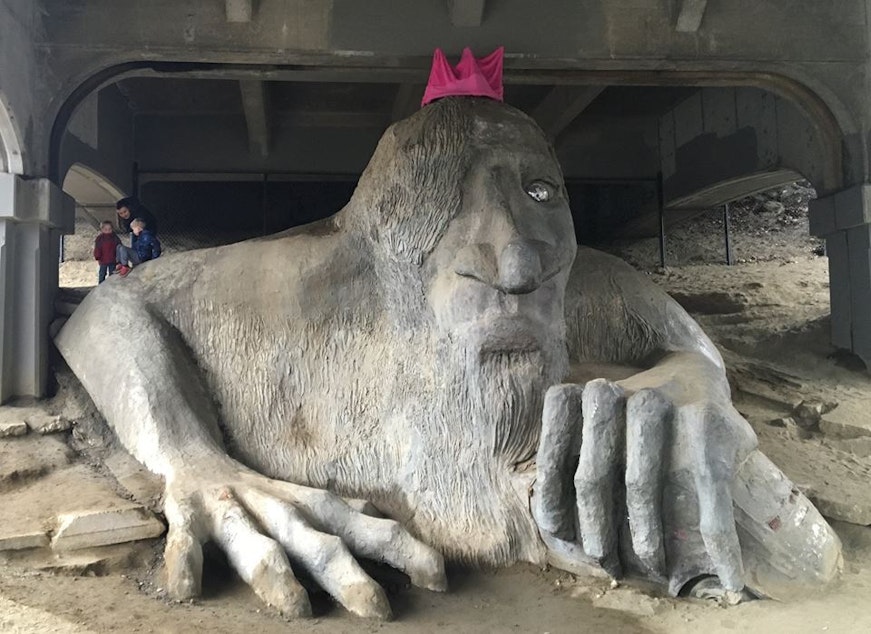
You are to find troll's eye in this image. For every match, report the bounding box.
[525,180,556,203]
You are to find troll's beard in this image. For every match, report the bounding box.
[398,335,568,566]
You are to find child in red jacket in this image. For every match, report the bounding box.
[93,221,121,284]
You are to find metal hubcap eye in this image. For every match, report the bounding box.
[526,180,554,203]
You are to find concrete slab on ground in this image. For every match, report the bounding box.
[0,406,42,427]
[0,406,72,435]
[25,413,72,435]
[0,464,160,553]
[52,507,164,551]
[0,531,49,551]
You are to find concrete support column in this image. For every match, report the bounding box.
[0,173,74,401]
[809,184,871,365]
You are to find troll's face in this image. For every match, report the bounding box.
[421,101,576,364]
[353,97,576,359]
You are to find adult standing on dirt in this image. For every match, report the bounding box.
[115,196,159,237]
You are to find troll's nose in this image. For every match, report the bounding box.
[499,241,542,294]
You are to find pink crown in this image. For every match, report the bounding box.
[421,47,504,106]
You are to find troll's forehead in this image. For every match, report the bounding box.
[348,97,562,263]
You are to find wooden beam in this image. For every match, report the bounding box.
[531,86,606,142]
[675,0,708,32]
[447,0,486,27]
[238,80,271,157]
[391,84,422,122]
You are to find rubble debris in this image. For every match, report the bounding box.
[0,420,27,437]
[25,412,72,435]
[791,400,838,432]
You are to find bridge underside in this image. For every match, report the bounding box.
[58,73,836,240]
[2,0,871,399]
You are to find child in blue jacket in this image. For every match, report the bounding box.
[116,218,162,277]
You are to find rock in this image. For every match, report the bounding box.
[763,200,785,214]
[791,399,837,432]
[829,520,871,553]
[25,413,72,435]
[0,420,27,437]
[52,506,165,551]
[0,530,49,551]
[764,416,813,439]
[807,493,871,526]
[784,417,814,440]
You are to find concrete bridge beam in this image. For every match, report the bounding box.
[239,80,272,158]
[532,86,606,145]
[0,174,74,402]
[810,186,871,365]
[447,0,486,27]
[675,0,708,33]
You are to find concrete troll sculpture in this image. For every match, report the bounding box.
[56,97,841,619]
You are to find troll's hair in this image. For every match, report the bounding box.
[344,97,545,265]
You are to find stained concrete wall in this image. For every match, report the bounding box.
[0,97,22,175]
[133,115,383,176]
[810,186,871,365]
[141,180,357,238]
[659,87,831,205]
[0,0,41,175]
[58,85,135,198]
[558,115,660,181]
[0,175,73,400]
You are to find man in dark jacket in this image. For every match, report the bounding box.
[115,196,158,236]
[116,218,162,277]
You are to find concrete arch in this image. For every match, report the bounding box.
[666,168,806,212]
[0,93,23,174]
[62,162,125,226]
[46,58,850,191]
[657,85,835,212]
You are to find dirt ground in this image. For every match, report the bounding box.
[7,186,871,633]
